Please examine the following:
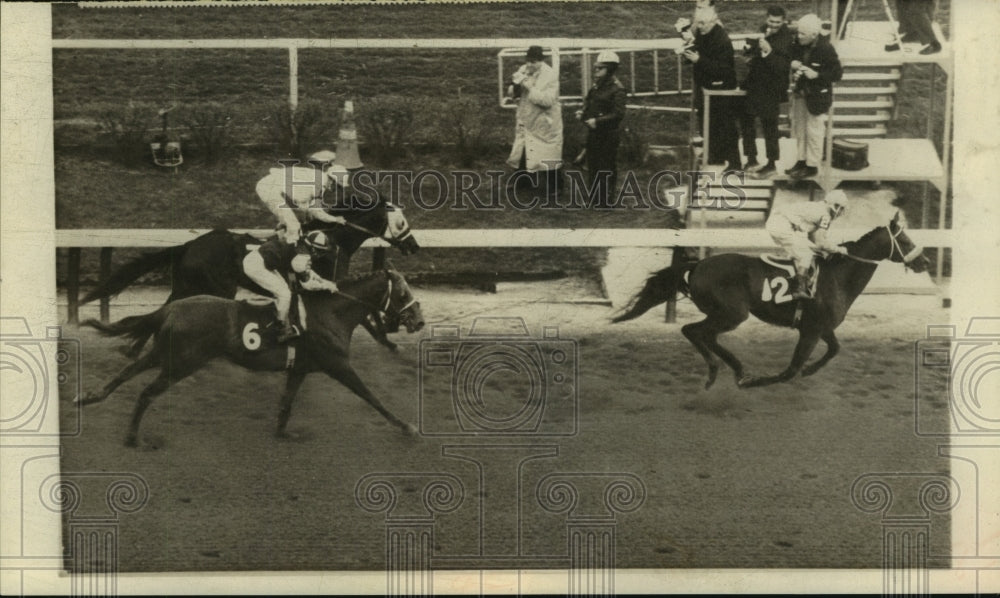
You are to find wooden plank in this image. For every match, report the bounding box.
[99,247,112,323]
[834,85,898,95]
[66,248,81,325]
[841,71,901,81]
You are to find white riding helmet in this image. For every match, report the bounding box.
[324,163,350,188]
[309,150,337,165]
[824,190,849,210]
[304,230,332,252]
[596,50,620,65]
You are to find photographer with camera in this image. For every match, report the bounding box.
[785,13,843,179]
[682,6,741,173]
[506,45,563,197]
[577,50,627,203]
[738,6,792,177]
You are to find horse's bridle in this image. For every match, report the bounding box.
[334,274,417,319]
[337,206,414,249]
[842,224,923,267]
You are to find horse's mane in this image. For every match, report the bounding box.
[840,215,901,250]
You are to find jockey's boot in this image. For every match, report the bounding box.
[792,273,812,300]
[277,320,300,343]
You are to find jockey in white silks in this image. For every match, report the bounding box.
[765,190,849,299]
[255,150,348,244]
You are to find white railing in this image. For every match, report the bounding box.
[57,227,952,324]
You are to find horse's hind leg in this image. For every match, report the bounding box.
[801,329,840,377]
[683,315,747,390]
[325,360,415,435]
[77,350,160,405]
[124,372,171,447]
[275,369,307,438]
[682,320,723,390]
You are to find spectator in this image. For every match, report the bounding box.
[885,0,941,55]
[785,13,843,179]
[684,6,741,173]
[506,45,564,196]
[739,5,793,176]
[578,50,627,201]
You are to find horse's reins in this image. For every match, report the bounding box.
[337,211,414,247]
[841,225,922,267]
[333,276,416,317]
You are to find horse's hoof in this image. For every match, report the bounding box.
[384,343,399,353]
[736,375,757,389]
[801,365,819,377]
[704,378,715,391]
[75,392,100,405]
[402,423,418,436]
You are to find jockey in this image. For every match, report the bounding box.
[255,150,350,244]
[243,230,340,342]
[765,190,849,299]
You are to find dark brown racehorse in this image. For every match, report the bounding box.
[612,212,930,389]
[80,192,418,352]
[79,269,424,447]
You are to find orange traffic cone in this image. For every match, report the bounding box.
[335,100,363,169]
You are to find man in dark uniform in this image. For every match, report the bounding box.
[578,50,627,203]
[684,6,741,172]
[739,5,793,176]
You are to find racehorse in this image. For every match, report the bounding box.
[81,192,418,352]
[612,212,929,389]
[79,269,424,447]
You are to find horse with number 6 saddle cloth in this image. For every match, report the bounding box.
[612,212,930,389]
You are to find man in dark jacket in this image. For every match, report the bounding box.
[579,50,628,200]
[739,5,793,176]
[786,13,843,179]
[684,6,741,172]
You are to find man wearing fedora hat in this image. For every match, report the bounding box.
[506,45,563,196]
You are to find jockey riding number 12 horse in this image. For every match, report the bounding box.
[765,190,849,299]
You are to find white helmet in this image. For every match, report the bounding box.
[309,150,337,165]
[596,50,620,65]
[824,190,848,209]
[324,163,350,188]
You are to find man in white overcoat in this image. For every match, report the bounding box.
[506,45,563,196]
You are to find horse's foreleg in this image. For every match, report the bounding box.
[77,350,159,405]
[802,330,840,377]
[362,315,398,352]
[124,372,171,447]
[325,360,415,435]
[740,329,822,388]
[275,369,307,438]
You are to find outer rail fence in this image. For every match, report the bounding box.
[57,228,952,325]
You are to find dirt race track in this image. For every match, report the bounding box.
[59,283,951,571]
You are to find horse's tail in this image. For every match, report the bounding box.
[611,262,695,323]
[82,308,166,357]
[81,245,184,305]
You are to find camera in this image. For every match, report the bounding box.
[743,37,761,56]
[0,317,81,435]
[914,317,1000,436]
[418,317,578,436]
